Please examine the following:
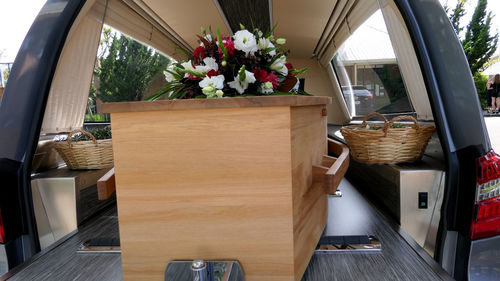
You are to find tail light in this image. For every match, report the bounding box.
[471,151,500,240]
[0,208,5,243]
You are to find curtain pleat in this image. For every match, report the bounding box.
[379,0,433,120]
[317,0,379,66]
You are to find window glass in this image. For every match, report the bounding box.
[85,25,172,122]
[332,10,413,117]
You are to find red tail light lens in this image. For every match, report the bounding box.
[472,151,500,240]
[0,208,5,243]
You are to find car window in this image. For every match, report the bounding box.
[331,9,413,117]
[85,25,172,123]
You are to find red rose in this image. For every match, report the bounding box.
[252,69,268,81]
[252,69,279,89]
[285,63,293,70]
[206,69,219,77]
[219,37,235,58]
[187,74,202,80]
[265,73,279,89]
[193,46,206,64]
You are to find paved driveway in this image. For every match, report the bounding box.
[485,116,500,151]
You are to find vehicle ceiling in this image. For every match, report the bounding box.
[137,0,361,60]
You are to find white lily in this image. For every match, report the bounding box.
[233,30,258,56]
[181,58,219,77]
[199,75,225,96]
[228,66,256,94]
[163,64,176,82]
[258,38,276,56]
[180,60,197,73]
[270,55,288,76]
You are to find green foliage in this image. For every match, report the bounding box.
[462,0,498,75]
[376,65,406,102]
[474,72,489,109]
[448,0,467,35]
[59,127,112,142]
[84,113,110,122]
[447,0,499,76]
[96,33,170,102]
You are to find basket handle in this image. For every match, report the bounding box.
[382,115,420,136]
[66,129,97,148]
[361,112,388,127]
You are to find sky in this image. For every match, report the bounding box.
[0,0,46,62]
[0,0,498,63]
[440,0,500,40]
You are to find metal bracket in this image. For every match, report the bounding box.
[165,260,244,281]
[76,238,120,254]
[329,190,342,197]
[315,235,381,252]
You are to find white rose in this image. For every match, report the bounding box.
[202,57,218,72]
[215,90,224,98]
[233,30,258,56]
[260,82,274,94]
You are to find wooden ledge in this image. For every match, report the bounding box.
[102,96,331,113]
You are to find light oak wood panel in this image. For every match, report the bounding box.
[107,97,331,280]
[111,106,296,280]
[290,105,328,280]
[98,168,116,200]
[102,96,331,113]
[326,139,350,194]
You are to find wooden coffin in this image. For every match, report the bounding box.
[102,96,335,281]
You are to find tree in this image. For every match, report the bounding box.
[448,0,467,35]
[447,0,498,76]
[462,0,498,75]
[446,0,498,109]
[95,33,170,103]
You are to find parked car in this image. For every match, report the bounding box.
[341,85,374,116]
[0,0,498,280]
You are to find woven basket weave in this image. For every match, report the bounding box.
[54,129,113,170]
[340,112,435,164]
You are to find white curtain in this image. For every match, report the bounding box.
[90,0,190,60]
[41,0,192,134]
[41,10,103,134]
[379,0,433,120]
[317,0,379,66]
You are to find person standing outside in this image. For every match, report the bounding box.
[487,74,500,114]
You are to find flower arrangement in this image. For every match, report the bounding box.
[147,25,308,100]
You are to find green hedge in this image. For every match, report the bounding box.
[474,73,489,109]
[84,113,110,122]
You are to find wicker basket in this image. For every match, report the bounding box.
[54,129,113,170]
[340,112,436,164]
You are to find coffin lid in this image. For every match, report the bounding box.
[102,96,331,113]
